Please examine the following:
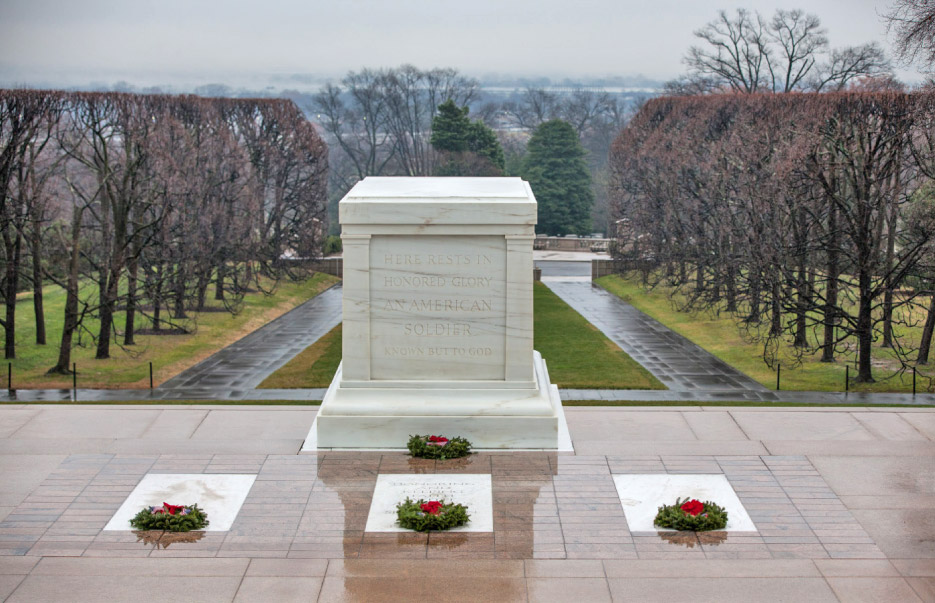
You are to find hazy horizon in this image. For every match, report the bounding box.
[0,0,924,91]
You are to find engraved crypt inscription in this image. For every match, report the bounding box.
[370,235,507,380]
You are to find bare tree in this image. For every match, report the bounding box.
[0,90,62,358]
[686,9,774,93]
[885,0,935,69]
[675,8,891,94]
[610,92,935,385]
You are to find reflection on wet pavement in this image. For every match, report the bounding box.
[7,451,883,561]
[134,530,206,549]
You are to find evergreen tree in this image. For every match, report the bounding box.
[468,121,505,171]
[431,100,505,175]
[430,100,471,152]
[522,119,593,235]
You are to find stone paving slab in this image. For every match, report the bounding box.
[0,404,932,602]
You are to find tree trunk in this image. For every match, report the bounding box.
[881,194,898,348]
[195,271,210,311]
[794,267,808,348]
[123,255,138,345]
[214,265,225,300]
[821,201,839,362]
[31,225,45,345]
[725,265,737,312]
[152,275,162,331]
[747,272,761,323]
[49,212,83,374]
[173,265,186,319]
[770,281,782,336]
[95,269,118,359]
[3,232,22,359]
[856,270,875,383]
[918,295,935,365]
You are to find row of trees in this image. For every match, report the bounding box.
[0,90,327,371]
[610,92,935,384]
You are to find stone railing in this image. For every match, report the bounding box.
[533,237,611,252]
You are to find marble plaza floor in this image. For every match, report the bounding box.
[0,405,933,602]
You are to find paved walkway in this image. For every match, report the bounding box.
[0,404,932,601]
[542,278,768,393]
[157,285,342,392]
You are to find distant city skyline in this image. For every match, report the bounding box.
[0,0,923,90]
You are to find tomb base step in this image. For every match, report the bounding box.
[307,351,567,450]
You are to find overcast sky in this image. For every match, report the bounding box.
[0,0,922,88]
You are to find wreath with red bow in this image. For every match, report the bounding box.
[654,497,728,531]
[407,434,472,459]
[129,502,209,532]
[396,497,470,531]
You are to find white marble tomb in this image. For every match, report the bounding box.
[310,177,566,449]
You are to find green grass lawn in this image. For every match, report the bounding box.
[6,273,339,389]
[260,282,665,390]
[596,273,925,393]
[258,323,342,388]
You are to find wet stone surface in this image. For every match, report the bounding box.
[0,452,882,561]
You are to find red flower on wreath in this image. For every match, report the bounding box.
[680,499,705,517]
[163,503,186,516]
[420,501,443,515]
[427,435,449,446]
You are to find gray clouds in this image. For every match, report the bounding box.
[0,0,912,86]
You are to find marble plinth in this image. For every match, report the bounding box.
[311,177,566,450]
[311,351,564,449]
[612,474,756,532]
[104,474,256,532]
[365,474,493,532]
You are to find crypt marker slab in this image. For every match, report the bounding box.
[311,177,565,449]
[612,474,756,532]
[104,474,256,532]
[365,474,493,532]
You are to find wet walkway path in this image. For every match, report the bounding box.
[541,273,768,393]
[156,284,343,392]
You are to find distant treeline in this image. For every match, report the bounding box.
[0,90,327,371]
[307,65,642,234]
[611,91,935,383]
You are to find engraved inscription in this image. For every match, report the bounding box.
[370,235,506,380]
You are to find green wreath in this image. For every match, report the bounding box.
[396,498,470,532]
[129,503,209,532]
[654,497,728,531]
[407,434,472,460]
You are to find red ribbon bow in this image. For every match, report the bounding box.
[420,501,443,515]
[163,503,186,516]
[680,499,705,517]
